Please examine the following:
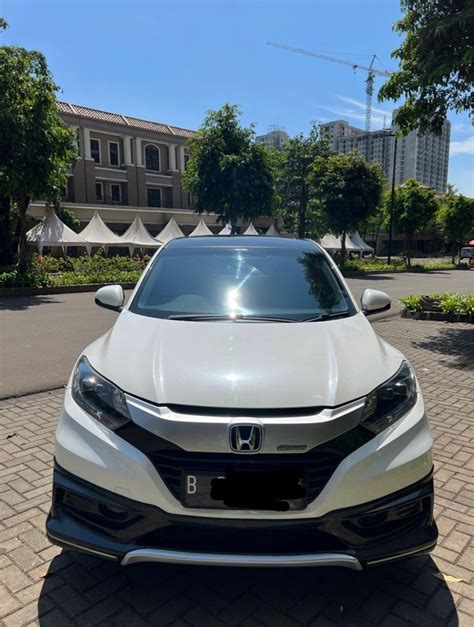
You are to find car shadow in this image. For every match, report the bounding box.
[0,295,61,311]
[413,325,474,371]
[37,551,457,625]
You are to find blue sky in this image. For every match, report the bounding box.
[2,0,473,195]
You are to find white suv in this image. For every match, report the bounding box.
[47,236,437,569]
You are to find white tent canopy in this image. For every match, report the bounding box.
[265,224,280,237]
[155,217,184,244]
[120,217,162,255]
[342,233,360,252]
[79,211,124,249]
[350,230,374,252]
[218,223,232,236]
[319,234,341,251]
[319,233,365,253]
[189,219,214,237]
[243,222,259,236]
[26,207,89,254]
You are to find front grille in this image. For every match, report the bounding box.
[148,426,373,507]
[150,449,343,505]
[165,404,323,418]
[142,522,347,554]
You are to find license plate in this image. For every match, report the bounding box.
[182,470,307,510]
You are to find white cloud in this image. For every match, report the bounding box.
[450,136,474,156]
[451,122,473,135]
[448,162,474,197]
[319,105,387,128]
[338,95,391,118]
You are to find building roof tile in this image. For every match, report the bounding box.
[57,101,195,139]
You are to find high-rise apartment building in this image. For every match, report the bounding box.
[320,112,451,193]
[255,125,289,150]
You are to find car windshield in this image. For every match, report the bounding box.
[129,244,356,321]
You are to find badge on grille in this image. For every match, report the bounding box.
[229,424,263,453]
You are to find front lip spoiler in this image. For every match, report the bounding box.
[120,548,363,569]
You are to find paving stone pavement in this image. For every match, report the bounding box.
[0,318,473,626]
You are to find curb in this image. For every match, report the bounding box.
[342,268,465,277]
[400,308,473,323]
[0,386,65,402]
[0,282,137,298]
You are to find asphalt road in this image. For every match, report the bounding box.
[1,270,472,398]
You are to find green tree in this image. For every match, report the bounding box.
[275,124,332,239]
[310,152,384,262]
[0,46,76,271]
[0,17,8,30]
[437,192,474,262]
[391,179,439,266]
[182,104,275,230]
[55,203,81,233]
[379,0,474,134]
[362,197,388,254]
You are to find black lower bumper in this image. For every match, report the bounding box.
[46,463,437,568]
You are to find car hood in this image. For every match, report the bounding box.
[84,310,402,409]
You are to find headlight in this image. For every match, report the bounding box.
[72,357,130,430]
[361,361,417,434]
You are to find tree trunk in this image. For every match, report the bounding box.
[405,234,411,267]
[0,196,12,266]
[16,194,30,275]
[451,243,456,265]
[298,201,306,239]
[374,220,382,257]
[297,181,306,239]
[341,229,347,264]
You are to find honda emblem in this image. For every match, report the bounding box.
[229,424,263,453]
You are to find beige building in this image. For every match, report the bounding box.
[29,102,274,235]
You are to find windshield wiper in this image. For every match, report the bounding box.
[169,314,296,322]
[303,311,351,322]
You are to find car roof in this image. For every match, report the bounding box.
[166,236,320,252]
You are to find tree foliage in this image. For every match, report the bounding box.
[379,0,474,134]
[182,104,275,229]
[0,46,77,270]
[0,17,8,30]
[310,152,385,261]
[55,204,81,233]
[391,179,439,265]
[275,124,332,238]
[437,192,474,262]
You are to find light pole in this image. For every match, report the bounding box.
[386,132,398,264]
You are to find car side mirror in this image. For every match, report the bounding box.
[361,288,391,316]
[95,285,124,312]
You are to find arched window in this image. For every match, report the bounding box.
[145,144,160,171]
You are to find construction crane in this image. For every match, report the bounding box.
[267,41,393,132]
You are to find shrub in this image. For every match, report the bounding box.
[400,295,423,311]
[0,253,151,288]
[439,294,474,316]
[340,257,455,273]
[401,293,474,315]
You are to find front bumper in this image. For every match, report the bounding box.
[55,387,433,521]
[47,463,437,568]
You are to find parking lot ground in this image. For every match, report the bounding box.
[0,317,473,626]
